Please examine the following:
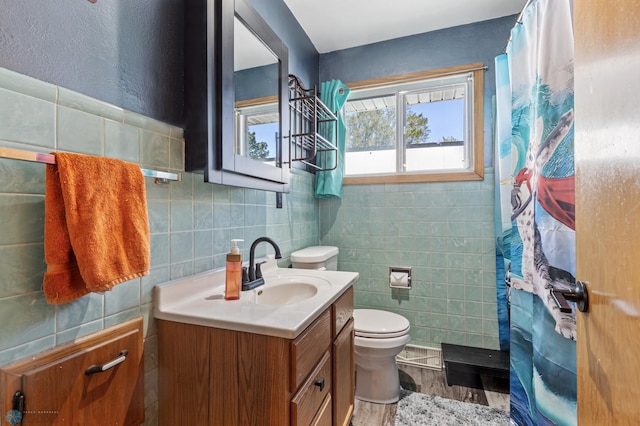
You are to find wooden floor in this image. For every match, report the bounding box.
[350,364,510,426]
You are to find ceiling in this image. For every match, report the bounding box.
[283,0,528,54]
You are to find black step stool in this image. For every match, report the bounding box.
[441,343,509,389]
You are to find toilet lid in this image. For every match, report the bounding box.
[290,246,339,263]
[353,309,410,338]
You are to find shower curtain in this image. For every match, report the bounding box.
[495,0,576,424]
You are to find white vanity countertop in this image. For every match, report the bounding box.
[153,257,359,339]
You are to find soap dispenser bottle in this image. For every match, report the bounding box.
[225,239,243,300]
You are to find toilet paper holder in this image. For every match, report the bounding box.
[389,266,412,289]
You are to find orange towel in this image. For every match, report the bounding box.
[43,152,150,304]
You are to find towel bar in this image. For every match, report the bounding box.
[0,146,181,183]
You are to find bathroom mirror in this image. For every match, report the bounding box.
[184,0,290,192]
[234,16,280,167]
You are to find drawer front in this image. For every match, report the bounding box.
[291,309,331,391]
[332,286,354,338]
[291,351,332,426]
[311,394,332,426]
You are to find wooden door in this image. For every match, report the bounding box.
[574,0,640,423]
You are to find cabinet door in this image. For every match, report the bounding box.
[332,318,354,426]
[158,320,212,425]
[2,318,143,426]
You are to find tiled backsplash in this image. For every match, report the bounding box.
[319,177,499,350]
[0,66,318,424]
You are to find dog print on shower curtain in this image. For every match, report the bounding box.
[510,109,576,340]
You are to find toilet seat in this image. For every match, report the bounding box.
[354,309,410,338]
[355,333,411,350]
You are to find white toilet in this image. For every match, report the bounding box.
[290,246,411,404]
[352,309,410,403]
[290,245,339,271]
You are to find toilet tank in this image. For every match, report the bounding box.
[290,246,339,271]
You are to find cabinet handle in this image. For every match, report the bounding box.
[314,378,325,392]
[12,390,25,418]
[85,350,128,375]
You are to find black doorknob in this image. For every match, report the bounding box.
[550,281,589,313]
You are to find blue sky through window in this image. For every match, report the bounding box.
[250,123,278,158]
[408,98,464,143]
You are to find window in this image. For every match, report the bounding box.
[342,63,484,184]
[235,101,279,165]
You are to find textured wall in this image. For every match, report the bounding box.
[0,0,319,126]
[0,0,184,126]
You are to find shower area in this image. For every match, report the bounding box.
[495,0,577,424]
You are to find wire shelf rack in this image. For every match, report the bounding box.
[287,75,338,171]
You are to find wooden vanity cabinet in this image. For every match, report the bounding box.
[158,286,354,426]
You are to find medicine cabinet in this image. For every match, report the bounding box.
[184,0,290,192]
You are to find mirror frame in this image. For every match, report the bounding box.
[184,0,289,192]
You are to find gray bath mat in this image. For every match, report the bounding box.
[395,390,510,426]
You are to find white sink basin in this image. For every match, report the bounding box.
[253,276,330,305]
[254,283,317,305]
[153,257,359,338]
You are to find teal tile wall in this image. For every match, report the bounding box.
[319,176,499,350]
[0,67,318,425]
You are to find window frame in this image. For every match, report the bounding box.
[342,63,485,185]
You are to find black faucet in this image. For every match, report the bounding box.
[242,237,282,291]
